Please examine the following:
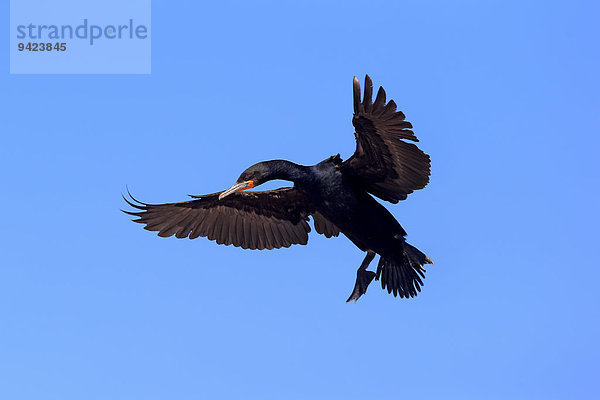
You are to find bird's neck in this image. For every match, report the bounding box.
[264,160,311,184]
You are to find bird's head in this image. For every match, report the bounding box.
[218,162,274,200]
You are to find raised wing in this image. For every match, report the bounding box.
[123,188,312,250]
[342,75,431,203]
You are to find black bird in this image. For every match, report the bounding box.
[123,75,433,302]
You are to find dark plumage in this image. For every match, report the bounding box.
[123,75,433,302]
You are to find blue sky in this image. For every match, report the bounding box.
[2,1,599,399]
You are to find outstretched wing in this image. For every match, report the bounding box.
[123,188,313,250]
[342,75,431,203]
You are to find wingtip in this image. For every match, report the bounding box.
[363,75,373,111]
[353,76,361,113]
[121,208,144,217]
[121,186,151,210]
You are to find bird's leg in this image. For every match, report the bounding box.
[346,251,377,303]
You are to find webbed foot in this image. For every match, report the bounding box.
[346,269,376,302]
[346,251,376,303]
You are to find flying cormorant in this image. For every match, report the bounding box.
[123,75,433,302]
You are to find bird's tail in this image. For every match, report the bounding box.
[376,242,433,298]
